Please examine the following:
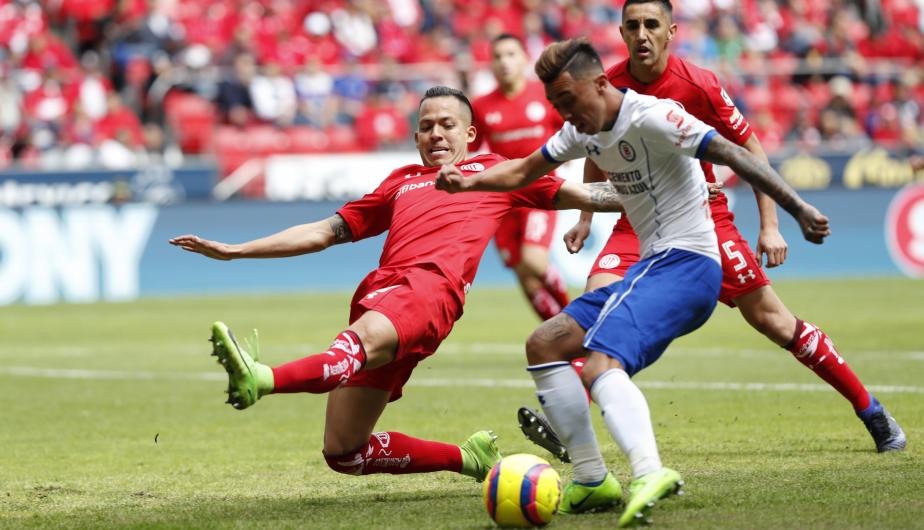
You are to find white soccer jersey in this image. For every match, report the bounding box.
[542,89,720,262]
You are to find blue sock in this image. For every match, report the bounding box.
[856,394,882,421]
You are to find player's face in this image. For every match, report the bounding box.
[619,3,676,69]
[415,97,477,167]
[545,72,609,135]
[491,38,529,87]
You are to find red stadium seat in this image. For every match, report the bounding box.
[163,91,217,154]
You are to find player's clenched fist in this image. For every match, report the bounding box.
[796,205,830,244]
[435,164,469,193]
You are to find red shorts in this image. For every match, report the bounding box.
[588,219,640,279]
[589,214,770,306]
[494,208,557,267]
[343,266,463,401]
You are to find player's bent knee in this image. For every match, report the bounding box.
[525,331,552,365]
[323,446,367,475]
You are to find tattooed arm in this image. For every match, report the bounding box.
[169,214,353,260]
[553,181,624,213]
[700,135,830,244]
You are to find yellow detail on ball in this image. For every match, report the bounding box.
[482,453,562,528]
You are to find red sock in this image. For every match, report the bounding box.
[543,265,571,309]
[570,358,591,402]
[529,289,562,320]
[786,319,871,411]
[271,330,367,394]
[324,432,463,475]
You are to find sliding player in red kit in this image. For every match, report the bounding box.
[472,34,570,320]
[170,86,626,485]
[519,0,904,461]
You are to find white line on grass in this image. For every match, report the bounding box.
[3,344,924,359]
[2,366,923,394]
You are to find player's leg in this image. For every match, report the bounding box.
[322,385,500,479]
[585,272,622,291]
[521,210,570,313]
[718,221,906,452]
[514,243,569,320]
[517,224,636,462]
[733,286,906,452]
[526,299,622,514]
[580,249,721,526]
[209,311,397,409]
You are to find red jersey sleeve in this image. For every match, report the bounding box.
[510,175,565,210]
[336,183,392,242]
[698,71,753,146]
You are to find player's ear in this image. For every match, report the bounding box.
[667,22,678,42]
[594,73,608,93]
[466,124,477,143]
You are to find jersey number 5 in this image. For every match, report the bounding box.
[722,241,747,271]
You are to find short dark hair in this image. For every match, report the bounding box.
[418,86,474,122]
[491,33,525,49]
[534,38,604,84]
[622,0,673,19]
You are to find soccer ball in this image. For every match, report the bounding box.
[482,453,562,528]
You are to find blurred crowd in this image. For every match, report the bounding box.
[0,0,922,173]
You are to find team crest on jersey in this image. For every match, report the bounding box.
[666,109,685,128]
[526,101,547,122]
[598,254,621,269]
[618,140,636,161]
[460,162,485,172]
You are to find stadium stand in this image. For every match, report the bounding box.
[0,0,921,178]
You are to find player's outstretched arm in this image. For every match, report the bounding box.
[169,215,353,260]
[435,150,560,193]
[700,136,830,244]
[554,181,624,213]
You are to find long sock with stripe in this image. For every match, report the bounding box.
[591,368,662,479]
[271,330,366,394]
[530,362,608,484]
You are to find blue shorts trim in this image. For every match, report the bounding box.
[526,361,571,372]
[562,248,722,376]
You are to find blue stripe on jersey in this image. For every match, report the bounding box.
[540,144,561,164]
[695,129,718,159]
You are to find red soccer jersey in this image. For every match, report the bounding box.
[472,81,563,159]
[607,55,753,221]
[337,153,564,299]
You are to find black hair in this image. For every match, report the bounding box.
[534,38,604,84]
[622,0,673,19]
[491,33,525,48]
[418,86,474,122]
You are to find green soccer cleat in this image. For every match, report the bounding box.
[559,472,623,514]
[460,430,502,481]
[209,321,273,410]
[617,467,684,528]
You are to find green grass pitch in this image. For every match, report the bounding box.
[1,278,922,529]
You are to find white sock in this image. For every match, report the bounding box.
[529,362,608,484]
[591,368,662,479]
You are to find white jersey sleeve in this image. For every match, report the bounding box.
[540,122,586,163]
[636,100,718,159]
